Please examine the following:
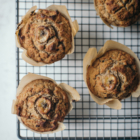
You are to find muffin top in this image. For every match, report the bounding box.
[15,79,69,132]
[94,0,140,27]
[18,9,72,64]
[87,49,139,100]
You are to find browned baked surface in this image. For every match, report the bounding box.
[18,9,72,64]
[94,0,140,27]
[87,49,139,100]
[15,79,69,132]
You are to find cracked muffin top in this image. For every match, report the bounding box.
[94,0,140,27]
[18,9,72,64]
[87,49,139,100]
[15,79,69,132]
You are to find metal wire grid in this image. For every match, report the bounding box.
[16,0,140,139]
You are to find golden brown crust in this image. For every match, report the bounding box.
[87,49,139,100]
[21,118,58,132]
[18,9,72,64]
[15,79,69,132]
[94,0,140,27]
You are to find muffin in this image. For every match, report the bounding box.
[94,0,140,28]
[15,5,79,65]
[12,73,80,133]
[87,49,139,100]
[83,40,140,109]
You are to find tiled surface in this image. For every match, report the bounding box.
[16,0,140,139]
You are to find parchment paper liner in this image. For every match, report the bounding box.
[12,73,80,134]
[83,40,140,110]
[15,5,79,66]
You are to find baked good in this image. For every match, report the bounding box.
[17,9,72,64]
[94,0,140,27]
[14,79,69,132]
[87,49,139,100]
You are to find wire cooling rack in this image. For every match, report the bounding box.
[16,0,140,139]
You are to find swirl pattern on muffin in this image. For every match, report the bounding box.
[87,50,139,100]
[15,79,69,132]
[18,9,72,64]
[94,0,140,27]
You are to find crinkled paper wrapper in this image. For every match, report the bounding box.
[11,73,80,134]
[15,5,79,66]
[83,40,140,110]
